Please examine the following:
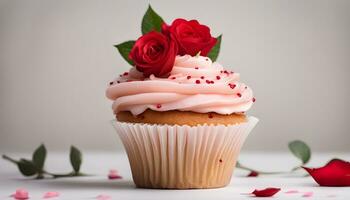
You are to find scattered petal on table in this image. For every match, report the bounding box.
[11,188,29,200]
[251,187,281,197]
[302,192,313,197]
[43,191,60,199]
[303,159,350,186]
[285,190,299,194]
[108,169,122,180]
[247,171,259,177]
[96,194,112,200]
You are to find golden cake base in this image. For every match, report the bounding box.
[116,109,247,126]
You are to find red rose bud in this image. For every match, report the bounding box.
[129,31,178,77]
[247,171,259,177]
[251,187,281,197]
[302,159,350,186]
[162,18,217,56]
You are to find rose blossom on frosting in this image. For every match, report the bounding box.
[162,19,217,56]
[106,55,254,115]
[129,31,178,77]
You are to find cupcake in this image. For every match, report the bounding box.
[106,6,258,189]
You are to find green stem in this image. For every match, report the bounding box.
[291,166,302,171]
[44,171,74,178]
[43,171,89,179]
[2,155,18,164]
[36,173,44,179]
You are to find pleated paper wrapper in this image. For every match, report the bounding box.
[112,116,258,189]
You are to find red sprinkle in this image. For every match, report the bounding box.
[187,75,191,79]
[170,77,176,80]
[237,93,242,97]
[205,58,209,61]
[219,159,223,163]
[117,81,120,83]
[208,113,213,118]
[156,104,162,108]
[216,76,221,80]
[210,81,214,84]
[195,67,199,70]
[195,80,200,84]
[123,72,129,76]
[206,80,211,84]
[200,76,205,79]
[109,81,113,85]
[229,83,236,89]
[252,97,256,102]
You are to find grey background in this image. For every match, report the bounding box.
[0,0,349,153]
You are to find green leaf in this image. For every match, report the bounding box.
[288,140,311,164]
[141,5,164,34]
[70,146,82,173]
[207,35,222,62]
[17,159,37,176]
[114,40,135,66]
[32,144,46,171]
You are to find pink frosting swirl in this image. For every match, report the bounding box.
[106,55,254,115]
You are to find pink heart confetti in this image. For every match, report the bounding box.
[302,192,313,197]
[285,190,299,194]
[96,194,112,200]
[108,169,122,180]
[43,191,60,199]
[11,188,29,200]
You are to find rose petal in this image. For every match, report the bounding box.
[96,194,112,200]
[251,187,281,197]
[303,159,350,186]
[285,190,299,194]
[12,188,29,200]
[108,169,122,180]
[108,174,122,180]
[247,171,259,177]
[43,191,60,199]
[302,192,313,197]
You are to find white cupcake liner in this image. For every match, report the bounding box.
[112,116,258,189]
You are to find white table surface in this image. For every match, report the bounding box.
[0,151,349,200]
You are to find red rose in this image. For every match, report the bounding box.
[129,31,178,77]
[162,18,217,56]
